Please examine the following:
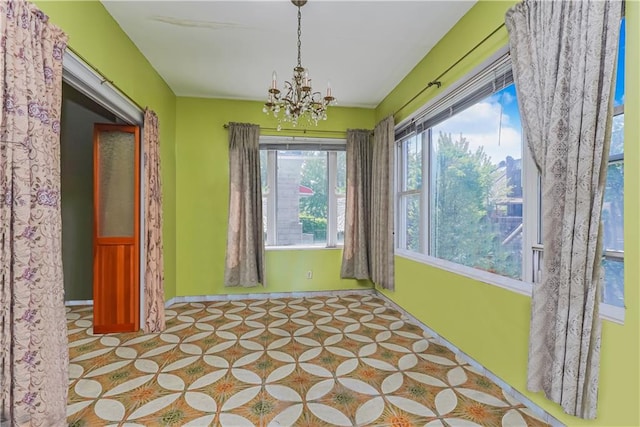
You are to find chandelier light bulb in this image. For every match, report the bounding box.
[263,0,336,128]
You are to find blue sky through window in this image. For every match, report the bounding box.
[431,84,523,166]
[614,17,625,106]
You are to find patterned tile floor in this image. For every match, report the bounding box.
[67,294,550,426]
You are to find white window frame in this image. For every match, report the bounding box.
[260,136,345,249]
[395,48,533,296]
[396,133,424,253]
[393,46,625,323]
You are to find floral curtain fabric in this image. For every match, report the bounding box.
[506,0,622,418]
[143,109,165,333]
[224,123,265,287]
[370,116,395,290]
[341,129,372,280]
[0,1,69,425]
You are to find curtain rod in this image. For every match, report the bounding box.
[393,22,507,119]
[66,45,145,112]
[223,124,347,136]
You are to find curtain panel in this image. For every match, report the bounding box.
[142,109,165,333]
[341,129,372,280]
[0,1,69,425]
[506,0,622,419]
[224,123,265,287]
[370,116,395,290]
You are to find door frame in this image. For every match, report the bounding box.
[62,50,146,328]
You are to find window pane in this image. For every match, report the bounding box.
[430,85,523,279]
[403,135,422,191]
[602,19,624,309]
[337,151,346,244]
[260,150,268,240]
[260,150,268,193]
[614,17,625,108]
[603,161,623,252]
[276,151,327,246]
[602,259,624,307]
[610,114,624,157]
[97,130,135,237]
[336,151,346,195]
[401,194,421,252]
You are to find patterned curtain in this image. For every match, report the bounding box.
[341,129,372,280]
[0,1,68,425]
[370,116,395,290]
[143,109,165,333]
[224,123,265,287]
[506,0,622,419]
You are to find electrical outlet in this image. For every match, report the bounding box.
[306,270,313,279]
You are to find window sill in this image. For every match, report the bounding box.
[396,249,625,324]
[600,304,625,324]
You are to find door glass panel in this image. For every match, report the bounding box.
[98,130,135,237]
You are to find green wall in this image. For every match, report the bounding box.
[376,1,639,426]
[175,97,375,297]
[36,0,178,301]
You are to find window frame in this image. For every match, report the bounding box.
[600,103,625,321]
[395,48,533,296]
[393,45,625,323]
[396,132,425,253]
[600,16,626,321]
[260,136,346,249]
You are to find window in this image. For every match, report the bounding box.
[430,84,523,279]
[398,134,423,253]
[601,17,625,308]
[260,138,345,247]
[395,18,625,319]
[396,54,526,282]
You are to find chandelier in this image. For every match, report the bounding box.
[263,0,335,128]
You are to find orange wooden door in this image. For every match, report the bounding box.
[93,124,140,334]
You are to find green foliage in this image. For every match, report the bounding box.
[297,153,329,243]
[300,214,327,234]
[405,195,421,252]
[432,132,520,279]
[602,161,623,251]
[404,136,423,252]
[299,214,327,242]
[336,151,347,195]
[299,154,328,220]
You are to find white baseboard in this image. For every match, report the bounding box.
[166,288,375,305]
[65,300,93,306]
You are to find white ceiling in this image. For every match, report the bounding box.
[101,1,476,108]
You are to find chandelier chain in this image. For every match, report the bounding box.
[297,6,302,67]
